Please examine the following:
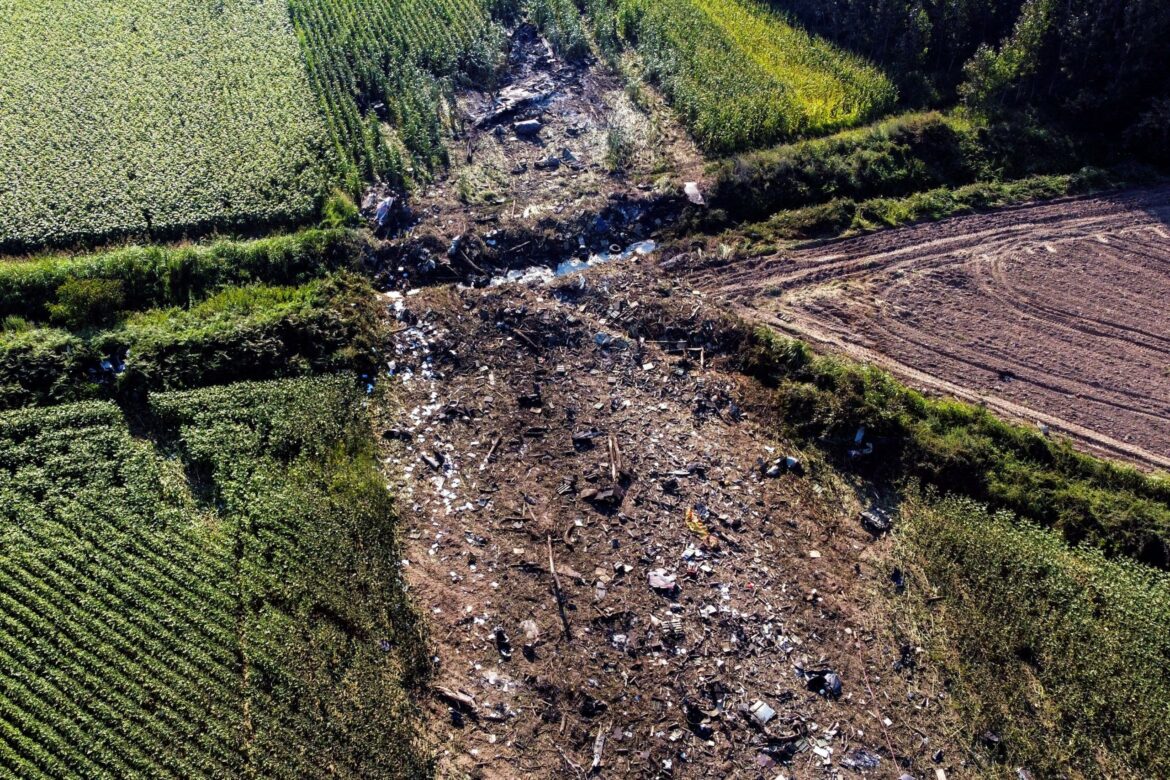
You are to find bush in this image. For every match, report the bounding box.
[0,229,361,324]
[744,327,1170,566]
[320,189,361,228]
[46,278,126,330]
[0,273,383,408]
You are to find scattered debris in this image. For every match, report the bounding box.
[861,507,892,536]
[647,569,678,596]
[841,748,882,769]
[513,119,542,136]
[381,272,964,777]
[748,699,776,727]
[802,669,843,699]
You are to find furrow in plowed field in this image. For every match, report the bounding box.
[692,186,1170,468]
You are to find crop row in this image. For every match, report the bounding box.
[1,376,429,777]
[0,0,328,253]
[901,496,1170,775]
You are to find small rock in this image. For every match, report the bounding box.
[535,155,561,171]
[513,119,542,136]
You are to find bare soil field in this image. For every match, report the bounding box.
[692,186,1170,468]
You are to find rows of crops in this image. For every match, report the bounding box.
[0,0,329,253]
[901,496,1170,775]
[288,0,505,190]
[606,0,896,153]
[0,377,428,778]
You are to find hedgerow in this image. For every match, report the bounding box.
[898,495,1170,777]
[0,377,430,777]
[598,0,895,153]
[0,274,382,408]
[0,229,362,323]
[742,167,1121,245]
[744,327,1170,567]
[705,111,1082,222]
[0,0,328,252]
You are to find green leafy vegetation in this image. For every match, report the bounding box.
[742,167,1122,245]
[897,495,1170,777]
[0,376,430,777]
[706,111,1080,221]
[778,0,1170,154]
[0,274,382,408]
[592,0,895,153]
[288,0,508,191]
[525,0,591,59]
[743,328,1170,567]
[0,0,328,253]
[0,230,361,323]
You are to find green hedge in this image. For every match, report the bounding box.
[744,327,1170,566]
[0,274,382,408]
[748,168,1112,243]
[901,496,1170,777]
[707,111,1079,222]
[0,229,361,324]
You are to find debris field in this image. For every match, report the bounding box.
[374,265,966,778]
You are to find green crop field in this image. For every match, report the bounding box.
[0,377,428,778]
[604,0,896,153]
[0,0,328,252]
[900,496,1170,776]
[289,0,505,190]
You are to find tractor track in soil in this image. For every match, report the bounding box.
[687,186,1170,469]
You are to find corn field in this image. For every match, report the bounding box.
[0,377,428,778]
[0,0,329,253]
[612,0,896,153]
[288,0,506,190]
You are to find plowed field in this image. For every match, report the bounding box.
[696,186,1170,467]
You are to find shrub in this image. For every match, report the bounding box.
[744,327,1170,566]
[0,229,361,323]
[0,273,382,408]
[46,278,126,330]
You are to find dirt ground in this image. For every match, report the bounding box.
[688,187,1170,468]
[374,265,968,779]
[367,25,1169,780]
[403,25,705,262]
